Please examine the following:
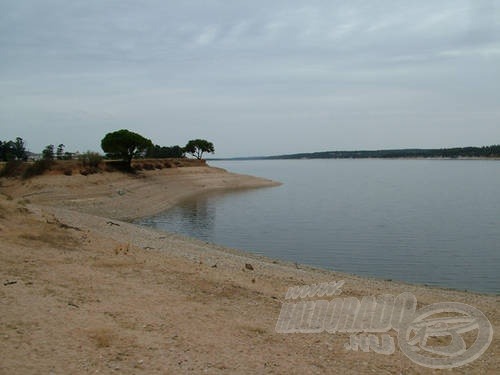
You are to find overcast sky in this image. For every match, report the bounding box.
[1,0,499,157]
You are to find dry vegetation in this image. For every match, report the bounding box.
[0,157,206,179]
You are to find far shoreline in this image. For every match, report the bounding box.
[210,156,500,161]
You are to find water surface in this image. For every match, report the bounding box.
[137,159,500,294]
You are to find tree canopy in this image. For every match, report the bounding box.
[0,137,27,161]
[184,139,215,160]
[146,144,185,159]
[42,144,55,160]
[101,129,153,167]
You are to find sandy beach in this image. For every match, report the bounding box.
[0,165,498,374]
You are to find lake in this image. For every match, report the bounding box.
[136,159,500,295]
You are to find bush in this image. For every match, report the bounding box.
[80,167,99,176]
[63,169,73,176]
[142,163,155,170]
[78,151,103,168]
[22,159,53,179]
[105,160,134,173]
[0,160,24,178]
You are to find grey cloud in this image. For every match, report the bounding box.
[1,0,499,156]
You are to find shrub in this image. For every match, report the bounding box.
[80,167,99,176]
[155,164,163,169]
[22,159,53,179]
[105,160,135,173]
[63,169,73,176]
[0,160,24,178]
[142,163,154,170]
[78,151,103,169]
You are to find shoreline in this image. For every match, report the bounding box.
[1,165,498,373]
[1,165,281,222]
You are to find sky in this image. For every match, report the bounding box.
[1,0,499,157]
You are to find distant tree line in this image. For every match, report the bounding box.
[265,145,500,160]
[41,144,74,160]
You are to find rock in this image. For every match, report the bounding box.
[245,263,254,271]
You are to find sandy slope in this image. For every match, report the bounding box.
[0,166,280,221]
[0,166,498,374]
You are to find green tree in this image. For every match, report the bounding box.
[0,141,14,161]
[12,137,28,161]
[101,129,153,168]
[42,144,55,160]
[0,138,27,161]
[146,144,185,158]
[184,139,215,160]
[56,144,65,160]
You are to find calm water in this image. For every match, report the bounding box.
[137,160,500,294]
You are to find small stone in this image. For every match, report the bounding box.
[245,263,254,271]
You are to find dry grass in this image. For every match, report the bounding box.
[131,158,206,169]
[0,158,205,180]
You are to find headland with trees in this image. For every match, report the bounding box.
[0,129,215,179]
